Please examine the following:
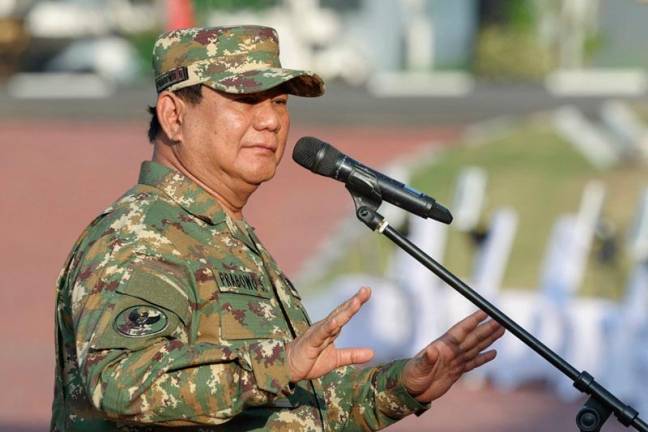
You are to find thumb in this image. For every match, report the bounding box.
[403,345,440,398]
[418,344,440,372]
[335,347,374,368]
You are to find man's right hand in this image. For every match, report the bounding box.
[286,287,374,382]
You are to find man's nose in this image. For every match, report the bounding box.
[253,99,281,132]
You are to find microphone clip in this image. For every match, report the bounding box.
[345,167,383,216]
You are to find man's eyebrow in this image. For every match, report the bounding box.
[234,91,267,99]
[225,94,262,104]
[231,92,287,103]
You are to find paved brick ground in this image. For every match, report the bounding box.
[0,120,629,431]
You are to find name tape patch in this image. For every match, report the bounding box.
[217,271,268,295]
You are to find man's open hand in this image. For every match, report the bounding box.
[402,310,505,403]
[286,287,374,382]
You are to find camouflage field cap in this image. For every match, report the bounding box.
[152,25,325,97]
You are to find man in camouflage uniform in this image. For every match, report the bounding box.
[51,26,504,431]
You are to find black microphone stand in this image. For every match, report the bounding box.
[347,188,648,432]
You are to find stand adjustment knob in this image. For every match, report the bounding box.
[577,408,600,431]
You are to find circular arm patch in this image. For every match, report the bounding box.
[114,305,169,337]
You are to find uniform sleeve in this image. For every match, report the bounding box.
[72,254,292,427]
[319,360,430,431]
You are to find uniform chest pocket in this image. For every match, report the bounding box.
[215,269,286,340]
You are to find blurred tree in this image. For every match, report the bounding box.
[192,0,279,14]
[128,31,158,78]
[555,0,601,68]
[474,0,554,81]
[127,0,280,78]
[478,0,535,30]
[0,17,29,80]
[321,0,361,11]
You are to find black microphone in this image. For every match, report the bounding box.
[292,136,453,224]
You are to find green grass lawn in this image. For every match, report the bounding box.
[304,116,647,300]
[630,102,648,124]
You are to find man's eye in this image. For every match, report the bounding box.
[273,98,288,105]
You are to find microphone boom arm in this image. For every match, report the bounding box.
[348,191,647,432]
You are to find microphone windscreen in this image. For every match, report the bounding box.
[293,137,342,177]
[292,136,323,170]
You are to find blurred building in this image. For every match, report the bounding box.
[1,0,648,90]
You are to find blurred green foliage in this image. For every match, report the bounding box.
[498,0,536,31]
[192,0,279,14]
[584,32,605,63]
[128,31,159,78]
[479,0,536,31]
[475,0,553,81]
[125,0,280,77]
[305,116,647,301]
[631,103,648,124]
[474,26,554,81]
[409,119,643,299]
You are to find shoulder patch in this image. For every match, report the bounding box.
[114,305,168,337]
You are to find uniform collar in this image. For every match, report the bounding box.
[138,161,227,226]
[137,161,262,255]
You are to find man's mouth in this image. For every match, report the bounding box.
[245,144,277,154]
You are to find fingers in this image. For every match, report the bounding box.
[325,287,371,329]
[446,310,490,342]
[463,349,497,372]
[462,324,505,360]
[335,347,374,368]
[459,319,504,353]
[414,312,504,374]
[309,315,340,349]
[327,287,371,318]
[311,287,372,348]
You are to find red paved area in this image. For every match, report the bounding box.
[385,383,627,432]
[0,120,628,431]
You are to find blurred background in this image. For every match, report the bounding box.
[2,0,648,431]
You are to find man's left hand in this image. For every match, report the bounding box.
[402,310,505,403]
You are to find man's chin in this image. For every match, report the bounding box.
[243,170,276,187]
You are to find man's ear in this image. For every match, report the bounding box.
[156,91,186,143]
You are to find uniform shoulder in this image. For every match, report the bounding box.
[74,184,185,259]
[106,184,184,229]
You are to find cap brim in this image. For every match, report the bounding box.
[203,68,325,97]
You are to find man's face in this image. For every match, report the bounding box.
[178,86,290,188]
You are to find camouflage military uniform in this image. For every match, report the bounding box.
[51,161,428,431]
